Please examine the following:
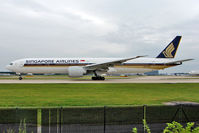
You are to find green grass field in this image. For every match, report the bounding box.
[0,83,199,107]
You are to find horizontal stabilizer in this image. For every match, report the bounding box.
[165,59,194,65]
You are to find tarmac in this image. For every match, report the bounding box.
[0,76,199,83]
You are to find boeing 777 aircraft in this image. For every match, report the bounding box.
[6,36,193,80]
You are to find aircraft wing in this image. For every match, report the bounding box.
[165,59,194,65]
[84,56,146,71]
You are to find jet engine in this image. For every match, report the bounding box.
[68,66,86,77]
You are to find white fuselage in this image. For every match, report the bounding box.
[6,57,178,75]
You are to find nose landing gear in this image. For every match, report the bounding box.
[18,74,23,80]
[19,76,23,80]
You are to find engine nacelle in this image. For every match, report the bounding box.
[68,66,86,77]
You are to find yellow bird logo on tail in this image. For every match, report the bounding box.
[163,43,175,58]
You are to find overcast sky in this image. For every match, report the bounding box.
[0,0,199,73]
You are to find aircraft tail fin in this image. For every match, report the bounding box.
[156,36,182,58]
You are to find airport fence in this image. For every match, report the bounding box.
[0,105,199,133]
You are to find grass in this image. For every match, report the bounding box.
[0,83,198,107]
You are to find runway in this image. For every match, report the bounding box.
[0,76,199,83]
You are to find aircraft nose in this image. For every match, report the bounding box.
[6,65,12,71]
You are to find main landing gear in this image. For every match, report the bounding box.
[92,76,105,80]
[91,71,105,80]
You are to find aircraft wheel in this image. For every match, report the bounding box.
[92,76,105,80]
[92,77,96,80]
[19,77,23,80]
[100,77,105,80]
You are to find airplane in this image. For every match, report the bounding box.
[6,36,193,80]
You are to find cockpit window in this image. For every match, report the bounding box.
[9,63,13,65]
